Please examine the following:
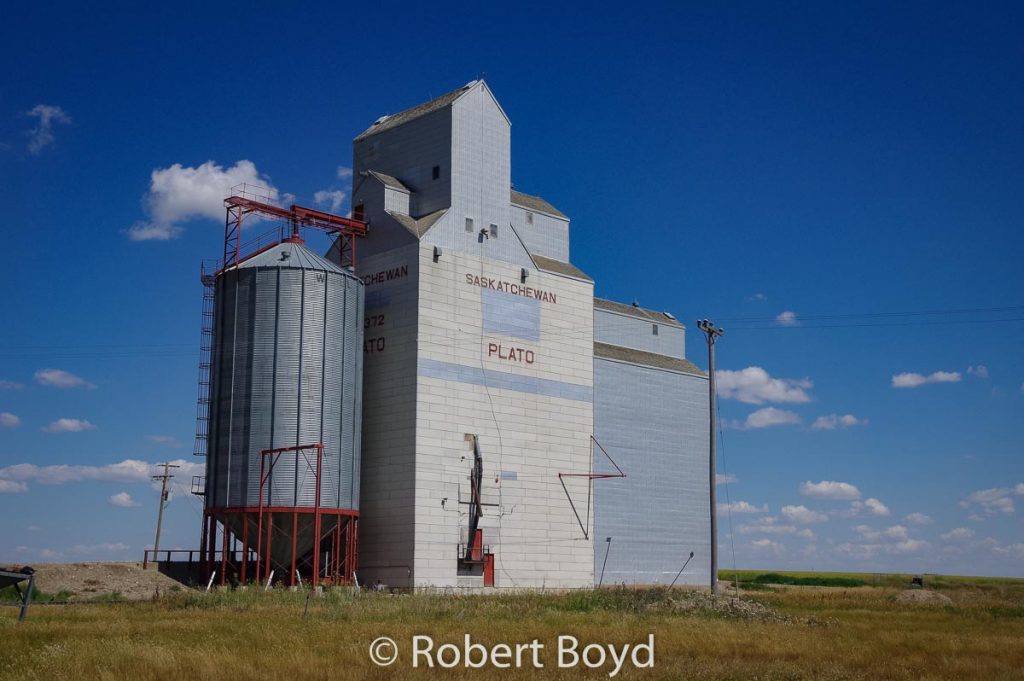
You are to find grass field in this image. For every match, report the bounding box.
[2,572,1023,681]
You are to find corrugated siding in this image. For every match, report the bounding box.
[206,258,364,514]
[594,308,686,359]
[593,357,710,585]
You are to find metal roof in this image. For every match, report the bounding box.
[236,241,347,273]
[593,298,684,328]
[511,189,567,219]
[355,82,477,141]
[532,254,592,282]
[367,170,411,192]
[389,208,448,238]
[594,342,705,376]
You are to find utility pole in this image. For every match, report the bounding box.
[697,319,724,595]
[150,462,180,569]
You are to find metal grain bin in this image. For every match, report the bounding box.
[205,241,363,540]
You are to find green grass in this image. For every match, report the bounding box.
[2,576,1023,680]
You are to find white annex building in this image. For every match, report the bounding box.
[331,80,710,589]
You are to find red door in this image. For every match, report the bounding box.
[483,554,495,587]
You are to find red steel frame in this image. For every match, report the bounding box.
[222,195,367,273]
[200,444,359,588]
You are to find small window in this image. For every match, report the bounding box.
[465,217,474,232]
[432,165,440,180]
[490,223,498,238]
[652,324,659,336]
[526,211,534,225]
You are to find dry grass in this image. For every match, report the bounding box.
[2,579,1023,681]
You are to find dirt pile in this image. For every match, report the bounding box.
[659,591,802,624]
[895,589,954,605]
[24,562,187,601]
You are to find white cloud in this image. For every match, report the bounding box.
[992,543,1024,559]
[811,413,868,430]
[882,525,909,540]
[853,525,879,541]
[147,435,182,447]
[127,160,279,241]
[719,501,768,514]
[716,473,737,485]
[735,407,801,429]
[750,538,784,554]
[941,527,974,542]
[0,380,24,390]
[68,543,131,557]
[26,104,71,154]
[891,371,962,388]
[42,418,96,433]
[737,518,795,534]
[775,310,798,326]
[967,365,989,379]
[747,292,768,302]
[34,368,95,389]
[0,479,28,493]
[313,189,347,213]
[108,492,140,508]
[781,505,828,524]
[0,412,20,428]
[0,458,203,489]
[716,367,812,404]
[796,528,816,540]
[960,485,1022,516]
[864,498,890,516]
[904,512,932,525]
[336,166,353,179]
[800,480,861,500]
[889,539,929,555]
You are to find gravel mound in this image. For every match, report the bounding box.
[895,589,953,605]
[24,562,187,601]
[658,591,799,624]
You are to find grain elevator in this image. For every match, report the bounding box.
[197,80,709,590]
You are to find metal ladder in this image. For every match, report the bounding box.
[193,264,215,457]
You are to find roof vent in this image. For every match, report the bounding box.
[373,115,389,126]
[280,251,291,261]
[632,300,640,308]
[663,312,676,321]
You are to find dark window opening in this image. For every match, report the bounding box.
[652,324,659,336]
[432,165,440,180]
[490,223,498,238]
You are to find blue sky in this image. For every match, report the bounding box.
[1,1,1021,576]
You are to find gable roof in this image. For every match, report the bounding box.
[366,170,410,193]
[389,208,448,238]
[355,81,477,141]
[594,342,705,377]
[593,298,684,328]
[511,189,567,219]
[531,254,592,282]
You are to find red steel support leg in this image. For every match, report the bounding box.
[199,510,209,581]
[207,513,217,582]
[291,511,298,587]
[334,518,342,582]
[220,512,229,586]
[265,512,273,584]
[241,515,249,583]
[312,445,323,588]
